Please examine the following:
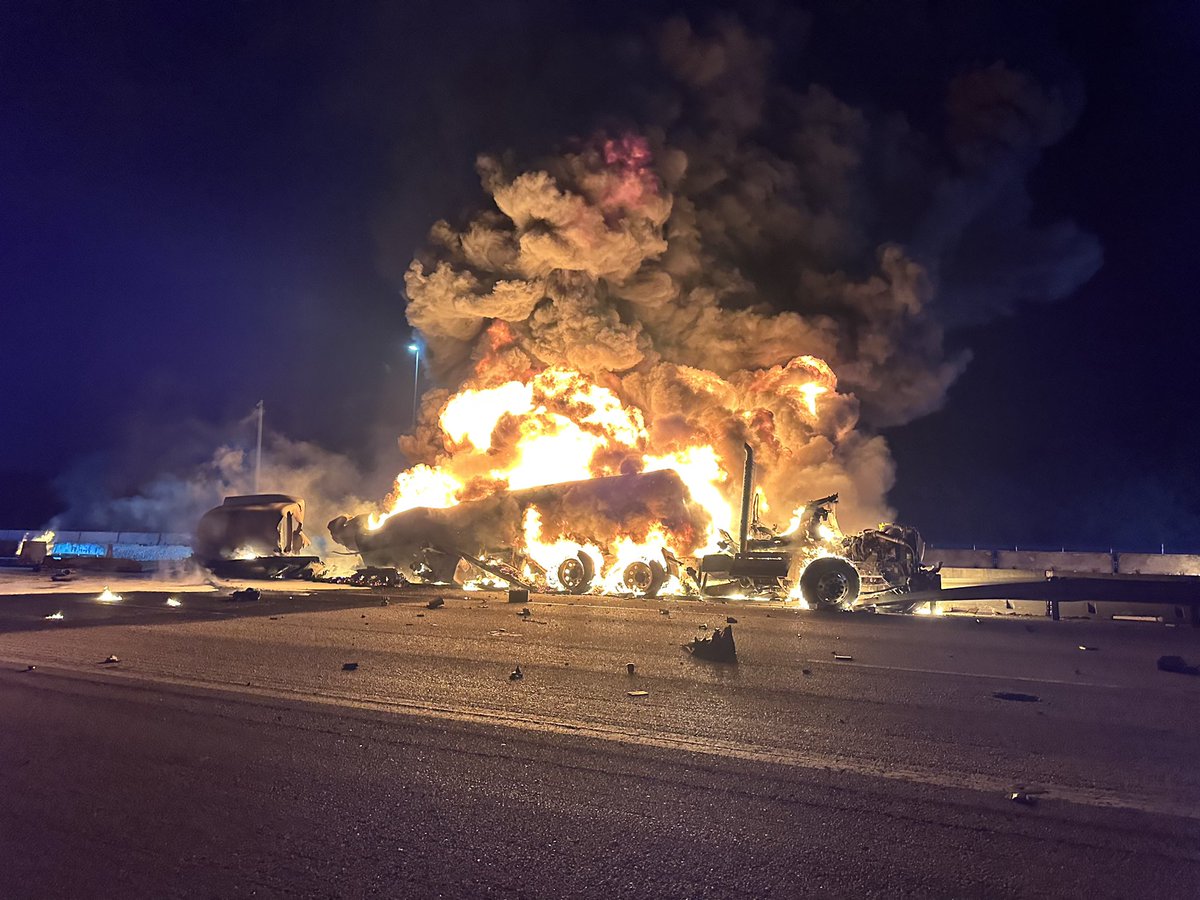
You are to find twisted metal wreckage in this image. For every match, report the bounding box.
[326,445,940,610]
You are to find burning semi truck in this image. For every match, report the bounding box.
[327,445,939,610]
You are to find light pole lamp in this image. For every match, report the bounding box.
[408,342,421,429]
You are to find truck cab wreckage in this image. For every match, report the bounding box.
[327,444,939,611]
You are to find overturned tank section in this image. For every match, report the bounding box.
[194,494,318,578]
[329,469,706,596]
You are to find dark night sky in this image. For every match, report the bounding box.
[1,0,1197,549]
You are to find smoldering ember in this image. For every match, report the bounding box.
[2,3,1199,898]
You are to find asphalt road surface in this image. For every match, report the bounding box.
[1,583,1198,898]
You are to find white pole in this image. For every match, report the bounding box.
[255,400,263,493]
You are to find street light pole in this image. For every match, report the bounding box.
[408,343,421,429]
[254,400,264,494]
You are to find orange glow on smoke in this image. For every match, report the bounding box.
[369,353,842,593]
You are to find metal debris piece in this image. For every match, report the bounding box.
[1077,645,1098,651]
[659,609,671,617]
[50,568,74,582]
[993,691,1041,702]
[1157,655,1199,676]
[380,598,390,606]
[517,607,532,618]
[626,663,637,675]
[802,668,812,676]
[627,690,649,697]
[416,612,425,618]
[342,662,359,671]
[508,588,529,604]
[1008,791,1039,806]
[25,665,36,672]
[509,665,524,681]
[102,655,119,664]
[832,654,853,661]
[698,623,708,630]
[426,597,445,610]
[228,587,261,603]
[726,616,738,624]
[44,611,64,621]
[685,625,737,663]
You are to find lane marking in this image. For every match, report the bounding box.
[807,658,1122,689]
[4,657,1194,822]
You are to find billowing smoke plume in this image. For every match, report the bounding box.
[389,15,1099,531]
[52,433,378,556]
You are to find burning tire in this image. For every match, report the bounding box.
[621,560,666,598]
[556,553,596,594]
[799,557,860,610]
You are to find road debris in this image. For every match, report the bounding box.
[1077,645,1098,651]
[508,589,529,604]
[1157,655,1199,676]
[726,616,738,624]
[416,612,425,618]
[166,597,182,608]
[627,690,649,698]
[517,607,532,618]
[342,662,359,671]
[44,611,64,621]
[802,668,813,676]
[101,655,119,665]
[832,654,853,661]
[426,597,445,610]
[993,691,1041,702]
[51,569,74,582]
[380,598,390,606]
[625,663,637,675]
[685,625,737,663]
[698,623,708,630]
[509,665,524,681]
[25,665,36,672]
[659,609,671,617]
[228,587,261,603]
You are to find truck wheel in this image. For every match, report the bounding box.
[622,560,666,598]
[799,557,860,610]
[556,553,595,594]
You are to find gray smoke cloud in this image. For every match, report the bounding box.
[52,432,378,557]
[389,14,1099,532]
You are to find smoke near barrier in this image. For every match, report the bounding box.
[48,9,1099,542]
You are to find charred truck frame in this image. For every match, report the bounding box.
[328,444,939,611]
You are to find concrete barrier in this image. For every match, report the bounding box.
[927,548,994,568]
[1117,553,1200,576]
[994,550,1115,574]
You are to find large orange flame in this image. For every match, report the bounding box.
[370,355,839,590]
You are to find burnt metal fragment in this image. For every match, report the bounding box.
[685,625,737,663]
[993,691,1041,702]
